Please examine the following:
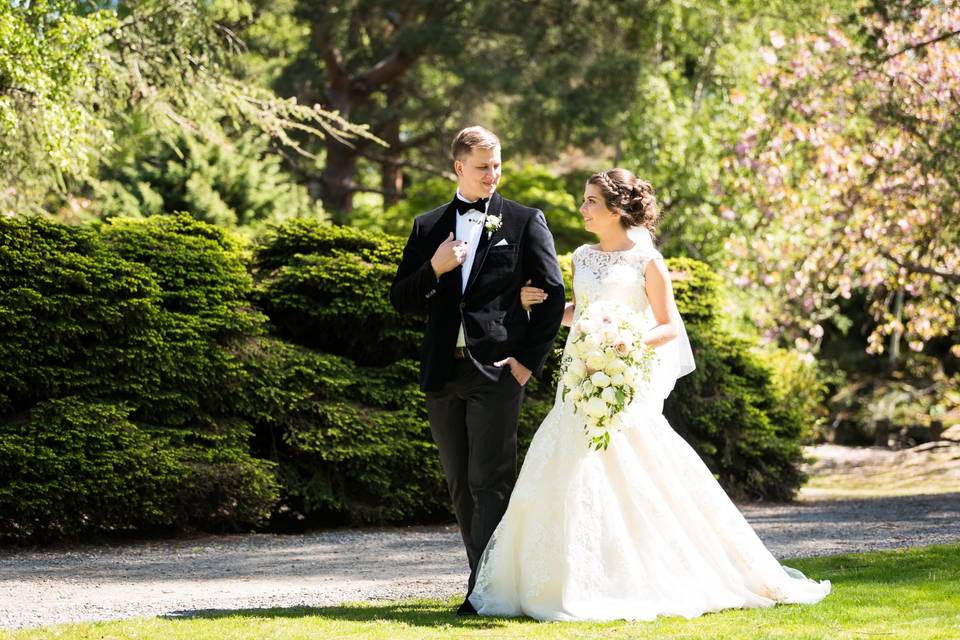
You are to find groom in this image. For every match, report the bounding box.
[390,126,565,615]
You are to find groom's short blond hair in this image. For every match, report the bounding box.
[451,126,500,160]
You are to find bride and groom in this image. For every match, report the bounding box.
[389,125,831,621]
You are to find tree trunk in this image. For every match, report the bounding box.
[321,137,358,220]
[380,87,404,208]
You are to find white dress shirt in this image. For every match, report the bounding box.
[454,190,488,347]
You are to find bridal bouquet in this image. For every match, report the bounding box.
[560,300,656,451]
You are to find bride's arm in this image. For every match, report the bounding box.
[641,259,681,347]
[561,263,576,327]
[561,299,576,327]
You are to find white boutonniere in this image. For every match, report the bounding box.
[482,214,502,239]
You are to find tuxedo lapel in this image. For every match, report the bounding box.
[464,192,504,294]
[427,200,458,246]
[425,200,461,297]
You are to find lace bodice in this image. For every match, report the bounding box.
[571,244,656,321]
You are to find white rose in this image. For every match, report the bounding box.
[591,371,611,388]
[574,339,591,359]
[601,327,619,344]
[585,350,606,371]
[584,396,608,418]
[601,386,617,404]
[562,369,581,390]
[584,332,602,349]
[606,357,627,375]
[611,372,625,386]
[569,386,584,402]
[603,349,620,375]
[580,318,602,335]
[569,358,587,378]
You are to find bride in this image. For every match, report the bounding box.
[467,168,831,621]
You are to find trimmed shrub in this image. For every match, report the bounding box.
[236,338,446,526]
[0,398,181,542]
[254,221,807,515]
[252,221,420,366]
[249,223,445,523]
[0,215,277,542]
[1,215,808,542]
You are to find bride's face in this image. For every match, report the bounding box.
[580,183,620,235]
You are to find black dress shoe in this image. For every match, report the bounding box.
[456,597,478,616]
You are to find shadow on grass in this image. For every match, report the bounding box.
[161,544,960,630]
[163,600,522,630]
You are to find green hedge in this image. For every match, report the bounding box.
[0,215,806,542]
[0,398,181,541]
[251,221,421,366]
[253,221,806,508]
[0,215,277,542]
[235,337,446,526]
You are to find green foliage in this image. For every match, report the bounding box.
[90,121,325,235]
[0,0,374,216]
[350,178,453,238]
[0,0,116,207]
[827,356,960,447]
[0,398,181,542]
[761,347,833,444]
[252,221,420,365]
[236,337,446,525]
[0,214,278,542]
[351,165,592,254]
[0,216,810,541]
[498,166,593,255]
[0,216,159,413]
[246,222,446,523]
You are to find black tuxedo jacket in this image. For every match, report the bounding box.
[390,192,565,392]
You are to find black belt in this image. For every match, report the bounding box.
[453,346,469,359]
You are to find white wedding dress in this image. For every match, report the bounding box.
[468,241,831,622]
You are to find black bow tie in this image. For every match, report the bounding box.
[455,197,487,216]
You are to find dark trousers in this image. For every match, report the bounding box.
[425,358,525,595]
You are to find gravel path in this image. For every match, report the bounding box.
[2,492,959,630]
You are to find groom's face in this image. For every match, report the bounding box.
[455,146,501,201]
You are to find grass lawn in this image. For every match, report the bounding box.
[4,543,958,640]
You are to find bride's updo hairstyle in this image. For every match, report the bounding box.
[587,168,660,233]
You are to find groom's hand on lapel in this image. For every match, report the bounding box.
[430,232,467,278]
[494,356,532,386]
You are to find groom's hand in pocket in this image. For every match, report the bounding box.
[494,356,532,386]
